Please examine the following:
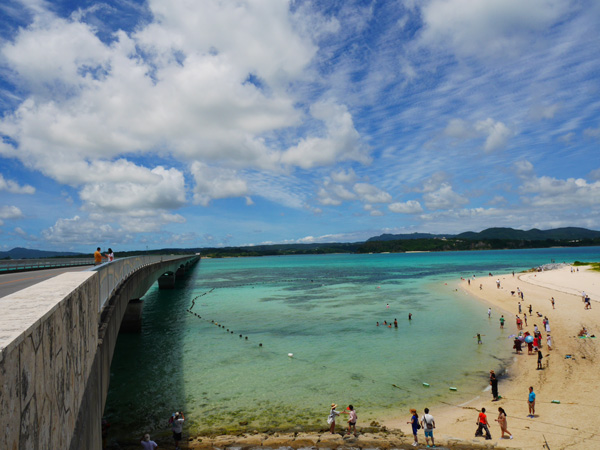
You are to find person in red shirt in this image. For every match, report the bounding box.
[475,407,492,440]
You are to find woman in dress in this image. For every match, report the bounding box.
[328,403,340,434]
[495,407,513,439]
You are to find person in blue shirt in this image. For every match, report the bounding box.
[528,386,536,417]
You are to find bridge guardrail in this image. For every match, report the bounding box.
[89,255,195,312]
[0,258,93,272]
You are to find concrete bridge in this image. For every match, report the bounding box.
[0,254,199,450]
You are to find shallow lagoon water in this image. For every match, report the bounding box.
[105,247,600,439]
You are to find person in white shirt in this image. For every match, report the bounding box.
[421,407,436,447]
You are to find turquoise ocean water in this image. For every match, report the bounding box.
[105,247,600,439]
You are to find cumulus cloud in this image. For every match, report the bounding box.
[423,183,468,210]
[79,165,186,212]
[520,176,600,208]
[443,118,512,152]
[420,0,568,59]
[0,174,35,194]
[353,183,392,204]
[0,0,370,228]
[190,162,248,206]
[389,200,423,214]
[474,118,512,152]
[280,101,370,169]
[514,160,535,178]
[0,206,23,226]
[317,181,356,206]
[41,216,119,244]
[331,168,358,184]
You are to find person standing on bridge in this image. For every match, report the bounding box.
[94,247,105,265]
[105,248,114,262]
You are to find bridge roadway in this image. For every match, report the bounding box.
[0,265,89,298]
[0,254,200,450]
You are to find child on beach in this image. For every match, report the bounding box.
[341,405,357,435]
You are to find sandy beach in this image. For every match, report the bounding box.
[380,264,600,450]
[120,264,600,450]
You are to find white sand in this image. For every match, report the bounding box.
[382,264,600,450]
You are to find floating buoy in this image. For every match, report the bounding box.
[449,387,457,391]
[423,382,430,387]
[288,353,294,358]
[551,400,561,404]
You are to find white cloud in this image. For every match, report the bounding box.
[79,165,186,212]
[0,174,35,194]
[41,216,119,244]
[444,119,471,139]
[423,183,468,210]
[420,0,568,59]
[521,176,600,208]
[389,200,423,214]
[190,162,248,206]
[514,160,534,177]
[589,168,600,181]
[0,205,23,220]
[474,118,512,152]
[281,101,370,169]
[331,168,358,184]
[353,183,392,204]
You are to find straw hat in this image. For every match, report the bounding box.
[331,403,337,408]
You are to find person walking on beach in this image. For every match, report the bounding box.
[499,315,505,329]
[421,407,436,447]
[328,403,340,434]
[547,333,552,350]
[537,349,543,370]
[490,370,499,401]
[528,387,536,417]
[518,302,522,314]
[341,404,357,435]
[475,407,492,440]
[141,433,158,449]
[488,308,491,318]
[523,313,528,326]
[495,407,513,439]
[408,408,420,446]
[551,297,555,309]
[170,412,185,450]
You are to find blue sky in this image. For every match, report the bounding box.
[1,0,599,252]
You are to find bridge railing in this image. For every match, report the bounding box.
[89,255,193,312]
[0,258,93,272]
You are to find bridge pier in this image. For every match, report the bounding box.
[157,271,176,289]
[175,265,186,280]
[119,299,143,333]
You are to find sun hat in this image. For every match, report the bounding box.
[331,403,337,408]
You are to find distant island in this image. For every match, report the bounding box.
[2,227,600,260]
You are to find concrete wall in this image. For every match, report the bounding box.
[0,257,198,450]
[0,272,98,450]
[69,258,199,450]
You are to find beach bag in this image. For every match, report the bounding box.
[424,417,433,429]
